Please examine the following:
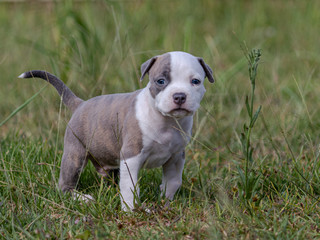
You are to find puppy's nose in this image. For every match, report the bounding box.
[173,92,186,105]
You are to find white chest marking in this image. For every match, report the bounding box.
[135,89,192,168]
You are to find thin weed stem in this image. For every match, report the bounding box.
[238,48,262,207]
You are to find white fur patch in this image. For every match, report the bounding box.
[73,192,95,202]
[18,73,26,78]
[119,155,142,210]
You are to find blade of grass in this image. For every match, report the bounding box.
[293,74,313,125]
[0,85,47,127]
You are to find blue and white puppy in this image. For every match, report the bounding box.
[19,51,214,211]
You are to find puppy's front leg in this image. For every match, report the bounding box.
[119,155,142,211]
[160,151,185,200]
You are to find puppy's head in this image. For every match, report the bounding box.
[140,51,214,118]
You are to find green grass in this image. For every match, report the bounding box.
[1,0,320,238]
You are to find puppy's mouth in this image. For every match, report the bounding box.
[166,108,192,118]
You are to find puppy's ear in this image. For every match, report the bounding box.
[140,56,157,81]
[198,58,214,83]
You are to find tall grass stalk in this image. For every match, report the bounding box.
[238,48,262,208]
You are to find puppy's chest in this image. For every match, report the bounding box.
[141,128,188,168]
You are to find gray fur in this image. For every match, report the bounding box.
[63,91,143,180]
[146,53,172,98]
[140,56,157,81]
[198,58,215,83]
[19,71,144,185]
[19,70,83,112]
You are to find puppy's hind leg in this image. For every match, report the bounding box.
[58,130,90,200]
[58,149,88,192]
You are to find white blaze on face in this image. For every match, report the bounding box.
[154,52,207,118]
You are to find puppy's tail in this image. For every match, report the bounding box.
[19,70,83,113]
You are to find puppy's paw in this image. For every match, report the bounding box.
[73,192,95,203]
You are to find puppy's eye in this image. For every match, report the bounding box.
[191,79,201,85]
[156,79,166,85]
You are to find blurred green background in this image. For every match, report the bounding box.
[2,0,319,148]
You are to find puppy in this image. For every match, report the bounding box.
[19,51,214,210]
